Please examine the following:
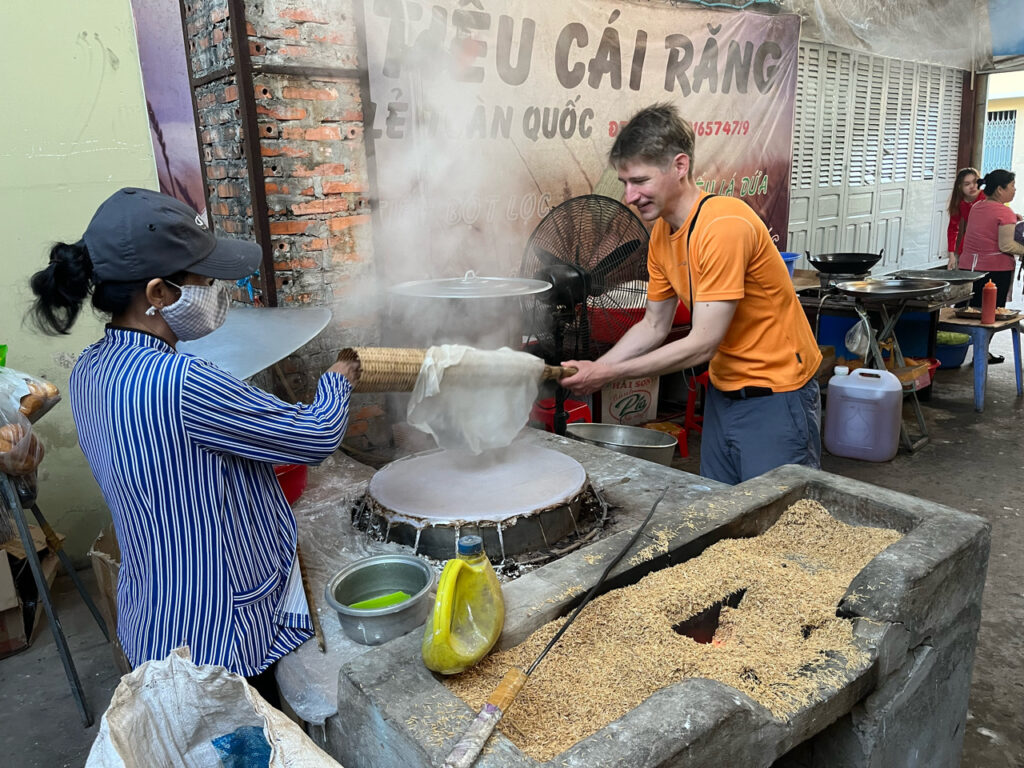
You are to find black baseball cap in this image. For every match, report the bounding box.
[82,187,262,282]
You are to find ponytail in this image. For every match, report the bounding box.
[29,241,95,335]
[29,241,160,335]
[981,169,1015,197]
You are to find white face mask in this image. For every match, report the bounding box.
[160,281,230,341]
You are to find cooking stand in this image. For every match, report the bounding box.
[835,279,953,454]
[850,300,930,452]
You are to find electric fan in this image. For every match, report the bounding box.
[520,194,650,433]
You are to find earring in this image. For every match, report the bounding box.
[145,306,158,316]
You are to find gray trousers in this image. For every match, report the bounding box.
[699,378,821,485]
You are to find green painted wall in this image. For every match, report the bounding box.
[1,1,157,560]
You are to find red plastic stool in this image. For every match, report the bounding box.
[530,397,592,432]
[678,370,709,457]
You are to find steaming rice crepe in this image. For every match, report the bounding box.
[368,442,586,523]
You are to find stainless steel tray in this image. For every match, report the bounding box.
[835,278,950,300]
[894,269,986,285]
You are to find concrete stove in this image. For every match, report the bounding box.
[318,463,988,768]
[275,430,722,729]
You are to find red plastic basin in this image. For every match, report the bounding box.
[274,463,308,505]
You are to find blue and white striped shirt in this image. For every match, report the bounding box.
[70,327,352,676]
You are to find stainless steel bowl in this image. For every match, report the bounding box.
[565,422,677,466]
[324,554,435,646]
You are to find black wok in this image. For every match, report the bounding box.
[806,250,884,274]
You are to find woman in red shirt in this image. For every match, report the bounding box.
[946,167,985,269]
[960,169,1024,307]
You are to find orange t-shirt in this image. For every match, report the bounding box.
[647,193,821,392]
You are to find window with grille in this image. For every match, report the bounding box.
[982,110,1017,175]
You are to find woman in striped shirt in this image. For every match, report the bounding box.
[28,188,360,691]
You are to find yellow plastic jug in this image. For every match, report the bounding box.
[422,535,505,675]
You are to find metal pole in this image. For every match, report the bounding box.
[0,474,92,726]
[30,504,110,642]
[227,0,278,307]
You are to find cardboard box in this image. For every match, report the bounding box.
[0,524,60,658]
[598,375,660,425]
[816,345,837,387]
[88,524,132,675]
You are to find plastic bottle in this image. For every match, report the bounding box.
[981,279,997,325]
[422,535,505,675]
[823,368,902,462]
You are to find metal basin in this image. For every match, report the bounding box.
[566,423,677,466]
[894,268,986,285]
[324,554,435,646]
[835,278,949,301]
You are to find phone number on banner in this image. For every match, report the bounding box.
[609,120,751,137]
[695,120,751,136]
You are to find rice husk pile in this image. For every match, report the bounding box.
[446,499,902,762]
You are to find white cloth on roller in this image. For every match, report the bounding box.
[406,345,545,454]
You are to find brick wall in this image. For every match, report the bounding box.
[186,0,388,448]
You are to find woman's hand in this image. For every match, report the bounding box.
[328,357,361,385]
[946,251,958,270]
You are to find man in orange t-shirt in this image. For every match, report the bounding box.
[560,104,822,484]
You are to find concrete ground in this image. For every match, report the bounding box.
[1,297,1022,767]
[0,568,119,767]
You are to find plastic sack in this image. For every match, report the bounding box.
[0,366,61,423]
[86,647,342,768]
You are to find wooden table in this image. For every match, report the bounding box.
[936,307,1023,412]
[791,268,821,292]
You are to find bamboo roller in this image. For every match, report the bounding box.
[338,347,578,393]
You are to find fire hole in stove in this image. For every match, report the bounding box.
[673,588,747,644]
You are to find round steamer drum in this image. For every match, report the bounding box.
[367,442,588,560]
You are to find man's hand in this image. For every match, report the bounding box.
[559,360,617,396]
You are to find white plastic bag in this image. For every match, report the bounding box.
[0,367,56,477]
[86,647,342,768]
[0,413,44,477]
[0,366,61,423]
[844,319,871,358]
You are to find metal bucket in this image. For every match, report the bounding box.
[565,423,677,466]
[324,554,436,646]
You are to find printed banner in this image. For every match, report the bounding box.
[129,0,206,216]
[363,0,801,279]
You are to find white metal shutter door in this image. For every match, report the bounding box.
[844,53,885,254]
[787,43,821,263]
[811,47,854,255]
[790,44,963,269]
[875,57,912,268]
